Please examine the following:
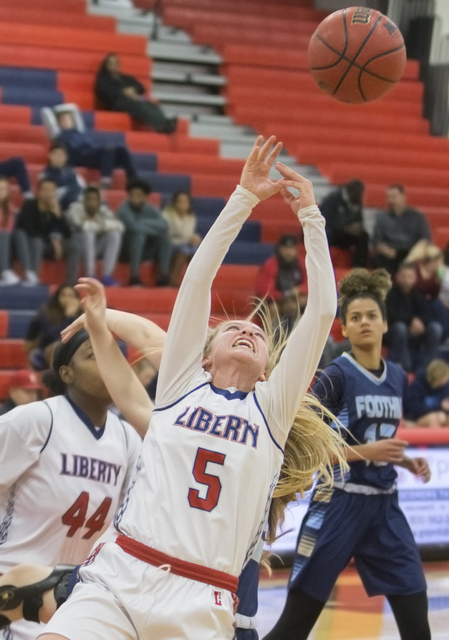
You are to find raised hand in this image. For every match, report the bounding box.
[60,278,108,342]
[74,278,108,337]
[240,136,285,201]
[276,163,316,213]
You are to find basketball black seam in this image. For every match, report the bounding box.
[311,9,349,71]
[358,43,406,100]
[332,13,383,96]
[311,36,405,82]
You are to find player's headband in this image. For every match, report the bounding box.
[53,329,90,374]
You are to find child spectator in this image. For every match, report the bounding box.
[404,359,449,426]
[0,177,20,285]
[40,142,85,211]
[118,179,172,287]
[55,110,137,188]
[95,53,177,134]
[14,178,80,285]
[385,262,443,372]
[0,369,42,416]
[0,157,32,198]
[24,284,82,370]
[162,191,201,286]
[66,186,124,286]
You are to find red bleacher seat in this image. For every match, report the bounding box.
[0,23,147,56]
[0,7,116,31]
[0,312,8,340]
[0,44,149,75]
[0,340,28,369]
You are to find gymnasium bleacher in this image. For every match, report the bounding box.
[0,0,448,399]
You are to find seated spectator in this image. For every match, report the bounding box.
[14,178,80,285]
[404,359,449,426]
[95,53,177,134]
[66,186,124,286]
[118,179,172,287]
[372,184,431,274]
[0,177,20,285]
[385,262,443,372]
[55,109,137,188]
[319,178,369,267]
[0,369,42,416]
[0,156,32,198]
[162,191,201,286]
[256,234,308,312]
[24,284,82,370]
[405,241,449,338]
[40,142,85,211]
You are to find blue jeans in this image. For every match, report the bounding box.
[386,321,443,372]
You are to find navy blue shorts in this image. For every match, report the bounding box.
[289,488,426,602]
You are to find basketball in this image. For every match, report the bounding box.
[308,6,406,104]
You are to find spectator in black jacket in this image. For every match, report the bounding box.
[404,359,449,426]
[13,178,80,285]
[0,369,42,416]
[319,179,369,267]
[385,262,443,372]
[95,53,177,134]
[39,142,84,211]
[56,111,137,188]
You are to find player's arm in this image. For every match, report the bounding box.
[0,403,53,488]
[156,136,288,406]
[0,564,73,628]
[62,308,166,371]
[257,166,337,443]
[397,455,431,483]
[75,279,153,437]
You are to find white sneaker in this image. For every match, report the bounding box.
[23,270,39,286]
[0,270,21,285]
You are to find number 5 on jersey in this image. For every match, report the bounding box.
[189,448,226,512]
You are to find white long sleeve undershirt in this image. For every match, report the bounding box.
[156,185,337,447]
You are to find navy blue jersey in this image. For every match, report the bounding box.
[313,352,407,490]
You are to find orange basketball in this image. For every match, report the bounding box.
[308,6,406,104]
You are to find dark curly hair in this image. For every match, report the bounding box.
[338,268,391,324]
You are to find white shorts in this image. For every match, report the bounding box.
[39,542,235,640]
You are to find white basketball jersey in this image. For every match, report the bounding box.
[0,395,141,572]
[116,380,284,577]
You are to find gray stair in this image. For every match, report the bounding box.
[148,41,222,66]
[87,0,331,194]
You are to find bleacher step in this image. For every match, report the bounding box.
[149,41,222,65]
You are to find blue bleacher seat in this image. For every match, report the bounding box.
[7,310,36,338]
[132,152,158,172]
[0,67,56,89]
[140,171,191,193]
[0,285,49,311]
[196,217,261,242]
[223,241,274,265]
[2,87,64,108]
